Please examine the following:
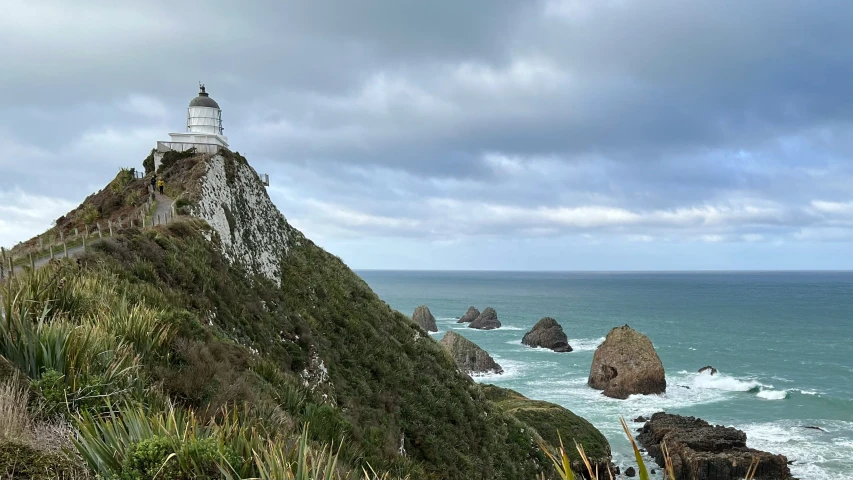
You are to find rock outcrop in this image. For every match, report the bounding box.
[412,305,438,332]
[699,365,718,375]
[457,306,480,323]
[469,306,501,330]
[587,325,666,399]
[521,317,572,352]
[439,331,503,375]
[637,413,794,480]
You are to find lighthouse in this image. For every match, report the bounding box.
[153,84,230,171]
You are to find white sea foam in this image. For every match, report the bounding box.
[568,337,605,352]
[756,389,788,400]
[473,358,527,381]
[496,325,525,331]
[798,389,819,395]
[741,420,853,480]
[692,370,762,392]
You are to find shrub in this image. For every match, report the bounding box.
[0,442,84,480]
[122,435,180,480]
[143,149,155,175]
[79,204,100,226]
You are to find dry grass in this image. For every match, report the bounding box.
[0,375,30,442]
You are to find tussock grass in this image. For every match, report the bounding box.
[0,375,30,441]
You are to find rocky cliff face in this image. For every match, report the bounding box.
[190,152,293,284]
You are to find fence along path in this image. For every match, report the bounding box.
[0,189,176,280]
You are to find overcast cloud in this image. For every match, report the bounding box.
[3,0,853,270]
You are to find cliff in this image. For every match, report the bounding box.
[0,149,609,479]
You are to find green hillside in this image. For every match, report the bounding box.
[0,152,609,479]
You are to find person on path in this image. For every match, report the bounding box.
[150,175,157,193]
[157,178,165,194]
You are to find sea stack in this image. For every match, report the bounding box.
[469,307,501,330]
[457,306,480,323]
[522,317,573,352]
[412,305,438,332]
[439,331,503,375]
[588,325,666,399]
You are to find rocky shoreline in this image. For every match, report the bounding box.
[637,412,795,480]
[418,305,796,479]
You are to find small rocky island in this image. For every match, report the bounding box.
[637,413,793,480]
[411,305,438,332]
[469,306,502,330]
[588,325,666,399]
[439,331,503,375]
[521,317,573,352]
[457,306,480,323]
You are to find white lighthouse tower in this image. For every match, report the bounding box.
[153,84,230,171]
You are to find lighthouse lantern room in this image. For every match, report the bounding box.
[153,83,229,171]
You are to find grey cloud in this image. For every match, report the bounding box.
[4,0,853,262]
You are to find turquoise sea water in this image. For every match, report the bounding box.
[358,271,853,479]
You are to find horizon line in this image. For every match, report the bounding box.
[353,268,853,273]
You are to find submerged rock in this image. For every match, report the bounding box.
[625,466,636,477]
[469,306,501,330]
[637,412,793,480]
[587,325,666,399]
[457,306,480,323]
[439,331,502,375]
[521,317,573,352]
[699,365,718,375]
[411,305,437,332]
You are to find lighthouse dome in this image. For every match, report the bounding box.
[189,85,220,108]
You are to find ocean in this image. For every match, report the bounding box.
[357,270,853,479]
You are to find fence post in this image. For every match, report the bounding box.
[74,227,78,237]
[157,214,161,225]
[109,220,113,237]
[49,244,54,260]
[59,231,64,243]
[97,223,102,239]
[85,225,89,238]
[63,241,68,258]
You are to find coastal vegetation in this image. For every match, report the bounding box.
[0,206,607,479]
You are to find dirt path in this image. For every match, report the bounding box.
[1,191,176,278]
[150,190,174,226]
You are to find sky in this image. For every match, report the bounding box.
[3,0,853,270]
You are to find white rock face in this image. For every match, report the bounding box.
[192,153,292,284]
